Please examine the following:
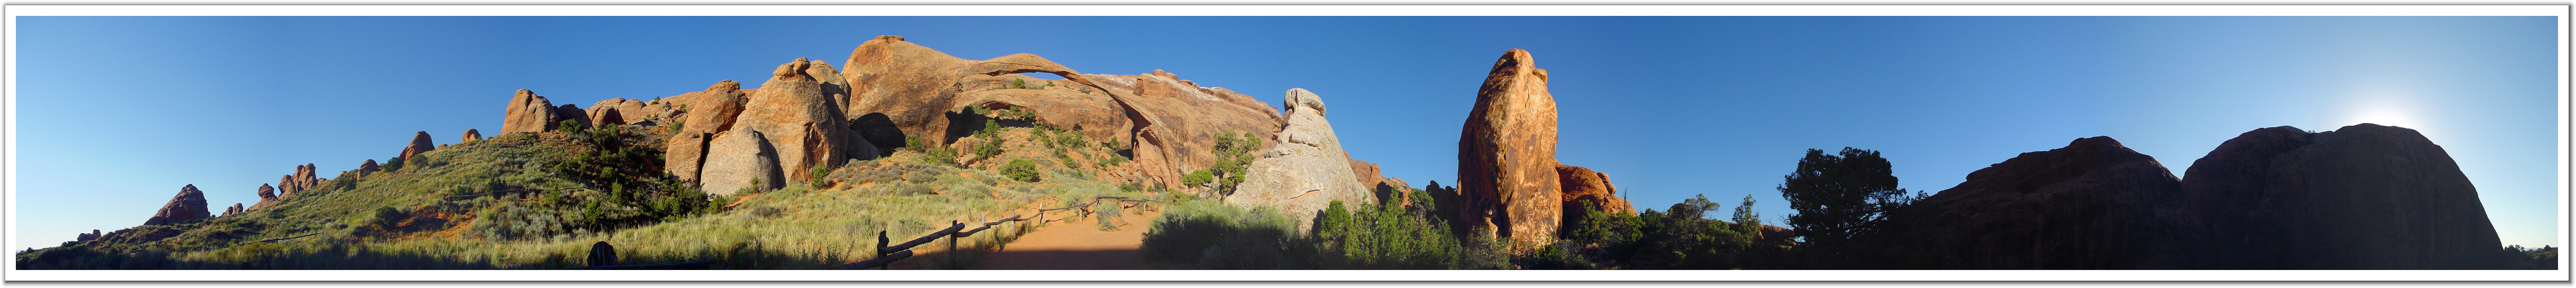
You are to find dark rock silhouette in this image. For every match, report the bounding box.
[2175,124,2503,269]
[1913,136,2187,269]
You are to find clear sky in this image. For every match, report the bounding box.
[12,16,2560,251]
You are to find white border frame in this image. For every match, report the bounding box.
[2,4,2566,282]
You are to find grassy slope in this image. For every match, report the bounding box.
[17,124,1150,269]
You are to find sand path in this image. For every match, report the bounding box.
[970,210,1169,269]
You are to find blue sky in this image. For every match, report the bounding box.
[11,16,2559,250]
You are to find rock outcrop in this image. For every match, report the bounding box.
[1350,158,1389,189]
[501,89,582,134]
[1913,136,2187,269]
[396,131,437,161]
[587,98,647,125]
[1555,164,1634,223]
[2174,124,2502,269]
[700,129,784,195]
[1454,49,1563,246]
[663,80,750,185]
[143,185,211,226]
[249,183,280,210]
[840,35,1282,190]
[221,203,243,217]
[735,58,870,181]
[1225,88,1375,228]
[460,129,483,142]
[75,230,100,242]
[355,159,382,178]
[276,164,318,198]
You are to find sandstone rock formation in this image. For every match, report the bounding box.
[839,35,1282,190]
[501,89,582,134]
[700,129,784,195]
[1225,88,1375,228]
[1350,158,1389,188]
[1555,164,1634,230]
[276,164,318,197]
[143,185,211,226]
[396,131,437,162]
[1455,49,1563,247]
[2174,124,2502,269]
[665,132,712,184]
[735,58,870,181]
[75,230,99,242]
[460,129,483,142]
[587,98,647,125]
[1912,136,2187,269]
[250,183,281,210]
[222,203,244,217]
[355,159,382,178]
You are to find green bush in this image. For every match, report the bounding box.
[972,137,1004,159]
[809,165,833,189]
[1181,169,1215,188]
[1138,198,1310,269]
[922,147,960,167]
[1002,159,1041,182]
[1311,200,1480,269]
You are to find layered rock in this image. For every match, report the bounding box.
[1555,164,1634,224]
[700,129,784,195]
[143,185,211,226]
[1913,137,2187,269]
[1225,88,1375,228]
[1454,49,1563,246]
[2175,124,2501,269]
[460,129,483,142]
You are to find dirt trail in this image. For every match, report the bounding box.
[971,210,1171,269]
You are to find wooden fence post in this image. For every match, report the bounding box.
[876,230,889,270]
[947,220,961,269]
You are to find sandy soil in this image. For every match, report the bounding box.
[969,210,1172,269]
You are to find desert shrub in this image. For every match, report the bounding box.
[1002,159,1041,182]
[808,165,833,189]
[1563,200,1645,263]
[1181,169,1215,188]
[971,137,1004,159]
[1095,201,1125,231]
[1625,194,1754,269]
[1097,156,1131,168]
[922,146,960,167]
[1311,200,1477,269]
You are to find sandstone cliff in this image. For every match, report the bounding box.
[2174,124,2503,269]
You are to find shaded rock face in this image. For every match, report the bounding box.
[222,203,244,217]
[2176,124,2503,269]
[1455,49,1562,247]
[1555,164,1634,230]
[460,129,483,142]
[276,164,319,198]
[397,131,437,162]
[1225,88,1375,229]
[665,132,712,184]
[143,185,211,226]
[76,230,100,242]
[1914,136,2186,269]
[700,129,784,195]
[501,89,579,134]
